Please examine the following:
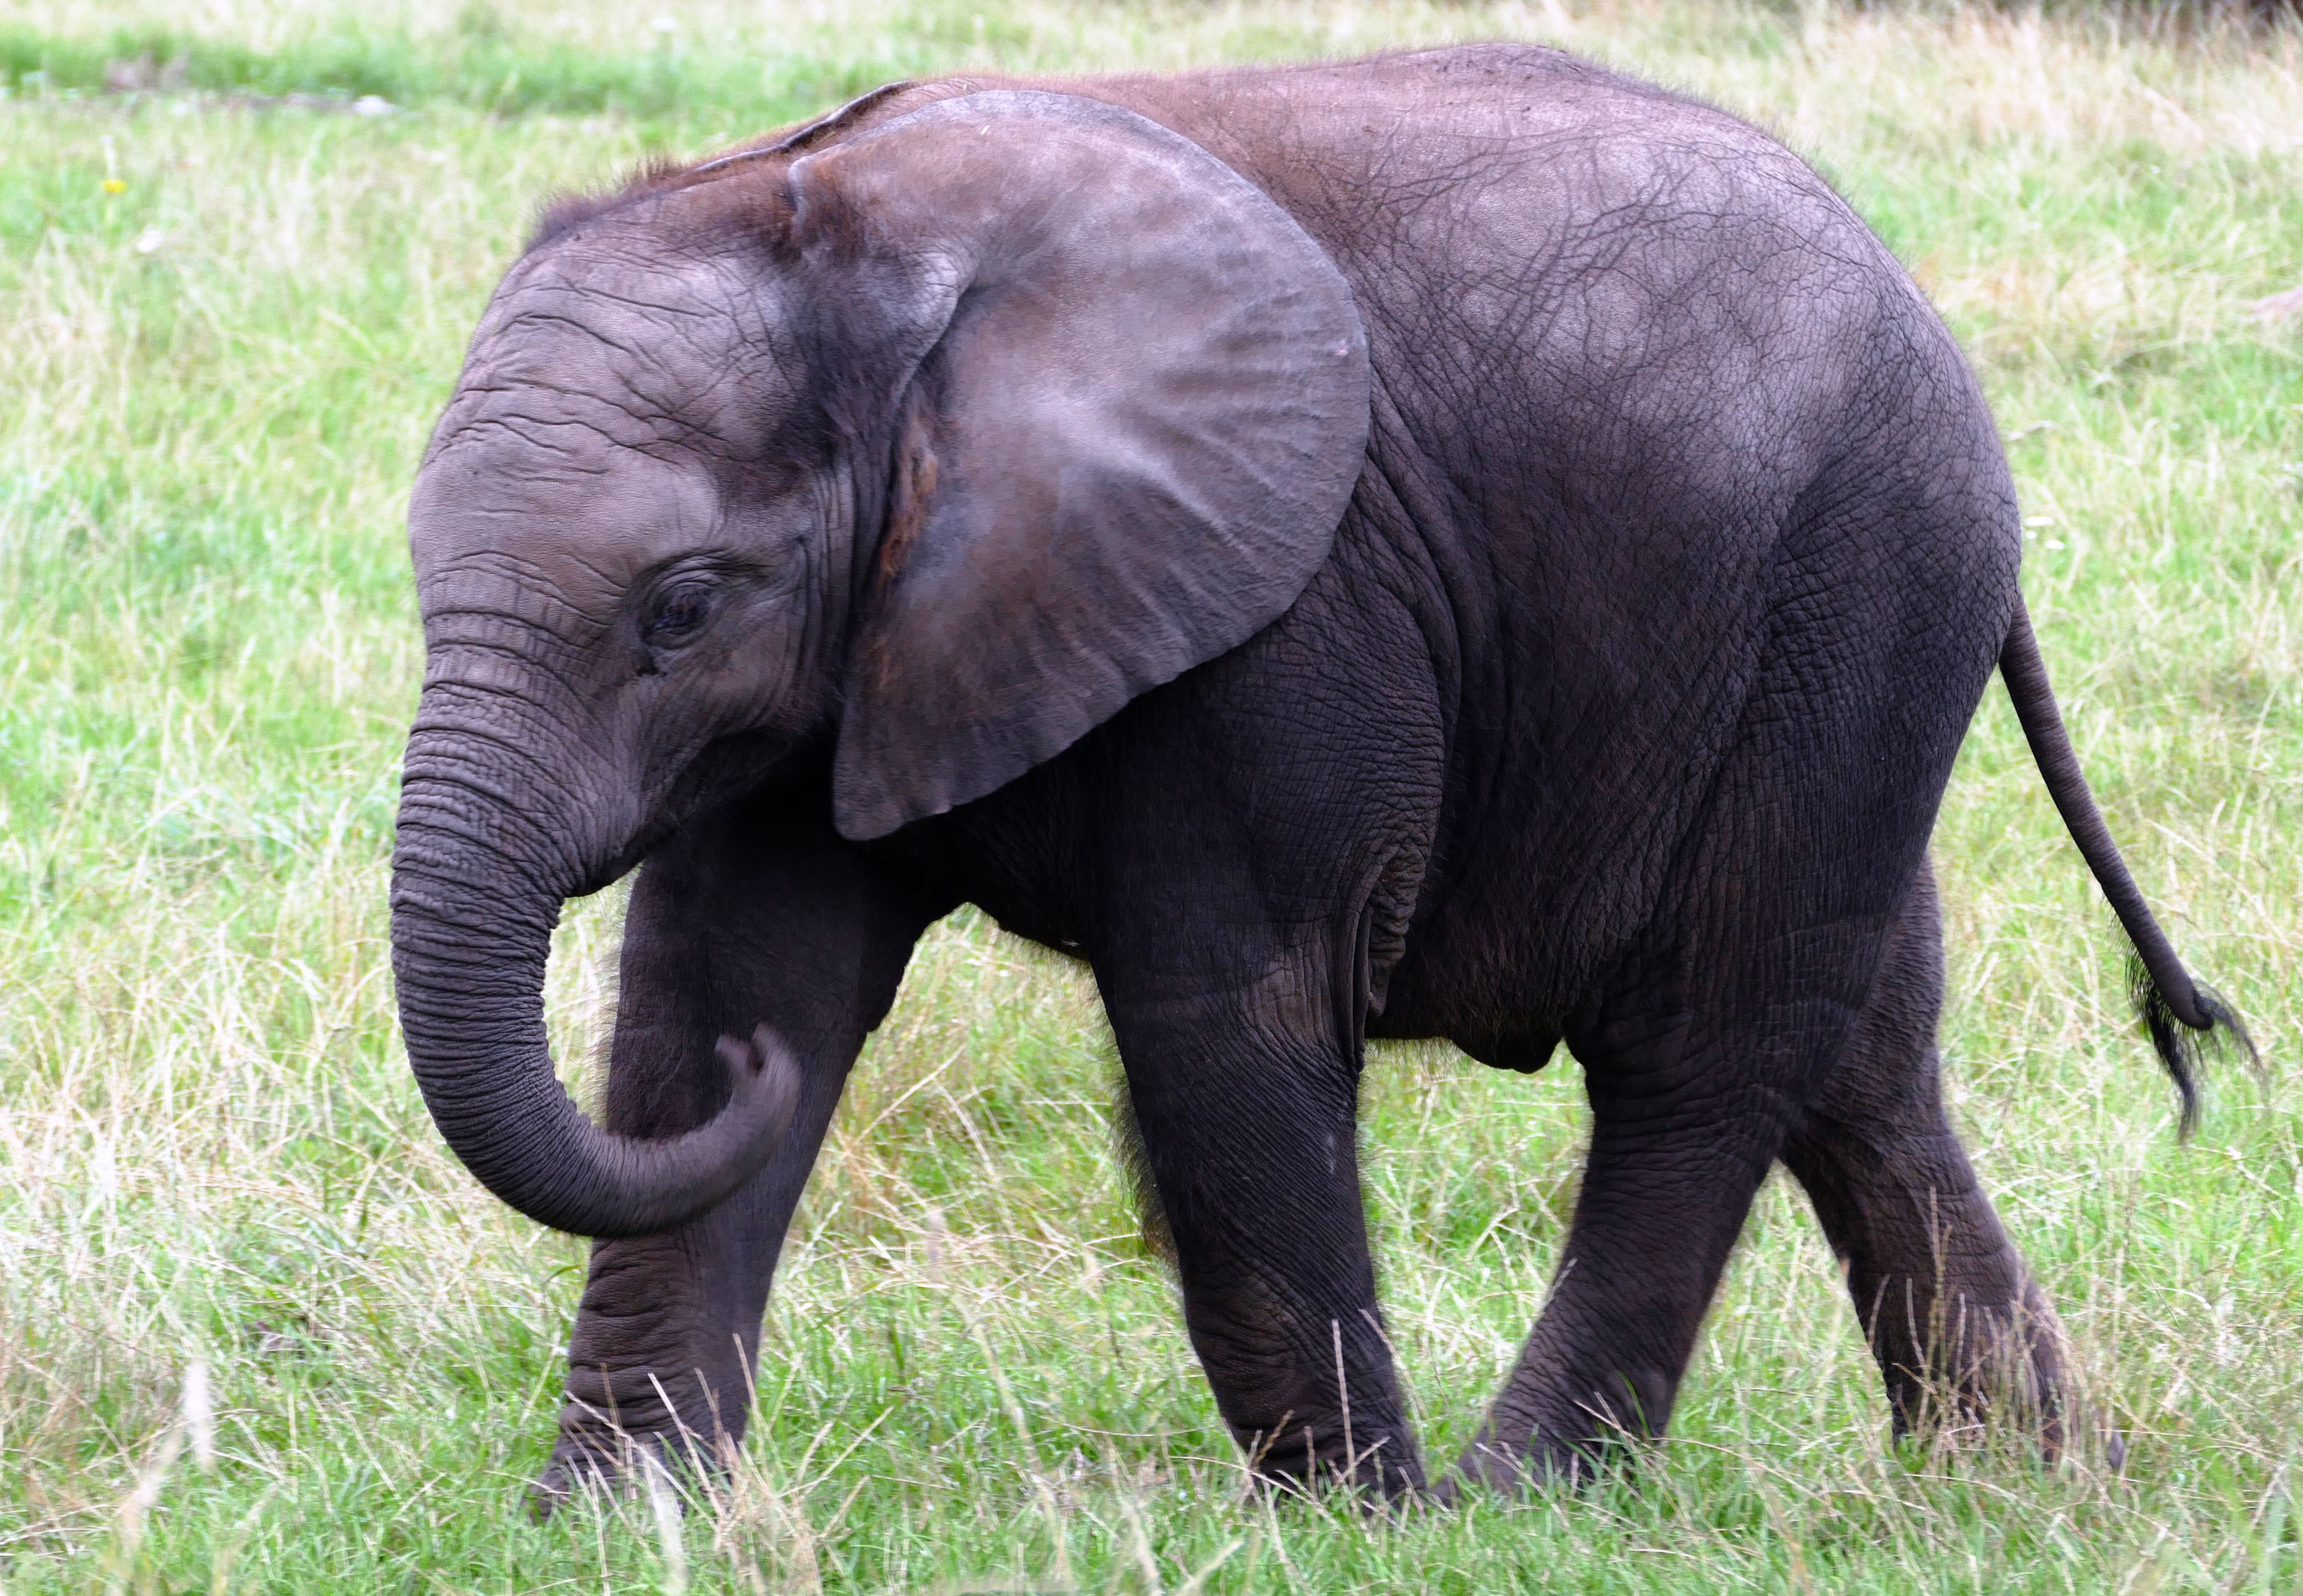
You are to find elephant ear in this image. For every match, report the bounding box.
[788,91,1371,841]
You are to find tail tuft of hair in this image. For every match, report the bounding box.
[2128,954,2255,1141]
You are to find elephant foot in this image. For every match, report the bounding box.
[1242,1470,1433,1524]
[530,1347,752,1518]
[527,1451,620,1521]
[1877,1297,2075,1471]
[1448,1426,1638,1498]
[1232,1440,1431,1518]
[526,1426,723,1520]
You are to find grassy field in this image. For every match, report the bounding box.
[2,0,2299,1589]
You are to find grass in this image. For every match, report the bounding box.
[1,0,2299,1588]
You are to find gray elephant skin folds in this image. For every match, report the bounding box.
[387,46,2250,1505]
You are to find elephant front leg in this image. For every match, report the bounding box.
[540,1068,849,1502]
[533,789,945,1507]
[1106,979,1425,1498]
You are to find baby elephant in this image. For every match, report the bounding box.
[391,44,2248,1502]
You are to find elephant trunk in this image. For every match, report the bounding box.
[390,732,797,1239]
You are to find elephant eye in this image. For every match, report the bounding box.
[644,581,713,646]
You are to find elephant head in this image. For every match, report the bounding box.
[390,91,1372,1238]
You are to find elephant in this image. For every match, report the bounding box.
[391,44,2249,1503]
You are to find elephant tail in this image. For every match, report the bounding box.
[1998,599,2254,1138]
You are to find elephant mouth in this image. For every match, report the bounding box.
[570,729,813,898]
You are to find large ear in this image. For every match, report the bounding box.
[788,91,1370,842]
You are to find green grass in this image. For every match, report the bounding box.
[1,1,2299,1590]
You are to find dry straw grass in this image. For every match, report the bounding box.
[0,0,2298,1588]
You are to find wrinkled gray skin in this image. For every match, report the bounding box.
[393,46,2241,1504]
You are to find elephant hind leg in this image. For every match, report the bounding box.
[1454,1064,1789,1490]
[1779,862,2068,1453]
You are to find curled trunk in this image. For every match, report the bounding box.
[390,776,797,1238]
